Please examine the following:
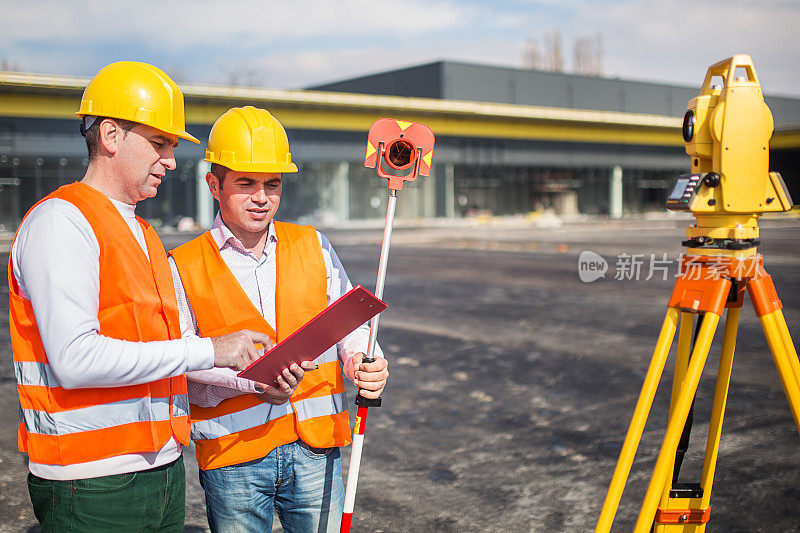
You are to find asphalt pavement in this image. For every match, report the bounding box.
[2,215,799,532]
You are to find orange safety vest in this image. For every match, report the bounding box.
[170,222,351,470]
[9,182,190,466]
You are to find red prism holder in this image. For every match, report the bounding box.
[364,118,435,190]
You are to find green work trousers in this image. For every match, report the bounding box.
[27,456,185,532]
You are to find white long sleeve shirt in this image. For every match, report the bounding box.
[11,194,215,480]
[170,214,381,408]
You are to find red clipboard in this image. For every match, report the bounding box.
[237,285,387,383]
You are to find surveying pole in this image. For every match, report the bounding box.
[595,55,797,532]
[341,118,435,532]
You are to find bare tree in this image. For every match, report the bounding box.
[544,30,564,72]
[574,37,590,75]
[594,33,604,76]
[524,31,605,76]
[573,33,604,76]
[1,59,23,72]
[225,67,262,87]
[523,38,541,70]
[523,30,564,72]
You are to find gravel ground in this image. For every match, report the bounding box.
[1,216,799,532]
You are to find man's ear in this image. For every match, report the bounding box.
[206,171,221,202]
[98,119,121,155]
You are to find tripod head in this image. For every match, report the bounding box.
[666,55,793,250]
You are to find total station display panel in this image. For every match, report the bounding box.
[666,173,703,211]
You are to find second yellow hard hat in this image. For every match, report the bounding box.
[205,106,298,173]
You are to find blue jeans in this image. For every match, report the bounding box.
[198,440,344,533]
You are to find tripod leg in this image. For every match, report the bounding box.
[652,308,740,532]
[670,314,700,486]
[595,308,680,533]
[633,312,721,533]
[657,311,696,513]
[748,269,800,436]
[774,311,800,391]
[760,311,800,437]
[698,307,740,512]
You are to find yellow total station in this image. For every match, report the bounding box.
[666,54,793,245]
[596,55,800,533]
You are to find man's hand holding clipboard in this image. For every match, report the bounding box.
[238,286,387,387]
[254,360,318,405]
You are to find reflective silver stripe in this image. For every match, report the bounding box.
[293,393,346,422]
[191,401,294,441]
[23,409,57,435]
[190,390,347,441]
[21,397,173,436]
[14,361,59,388]
[172,394,189,419]
[315,346,338,365]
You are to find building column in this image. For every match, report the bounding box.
[196,159,214,228]
[422,164,437,217]
[610,165,623,219]
[445,163,455,218]
[333,161,350,223]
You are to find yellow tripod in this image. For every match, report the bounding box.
[595,53,798,532]
[595,251,800,532]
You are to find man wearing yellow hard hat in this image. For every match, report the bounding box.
[9,62,271,531]
[169,106,389,532]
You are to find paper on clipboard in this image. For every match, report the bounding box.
[237,285,387,383]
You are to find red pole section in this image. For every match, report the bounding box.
[341,406,370,532]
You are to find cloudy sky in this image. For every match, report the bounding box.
[1,0,798,97]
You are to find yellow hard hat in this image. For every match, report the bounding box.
[76,61,200,144]
[205,106,298,173]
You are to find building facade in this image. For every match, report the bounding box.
[0,61,798,231]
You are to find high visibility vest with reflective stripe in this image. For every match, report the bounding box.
[9,182,190,466]
[170,223,351,470]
